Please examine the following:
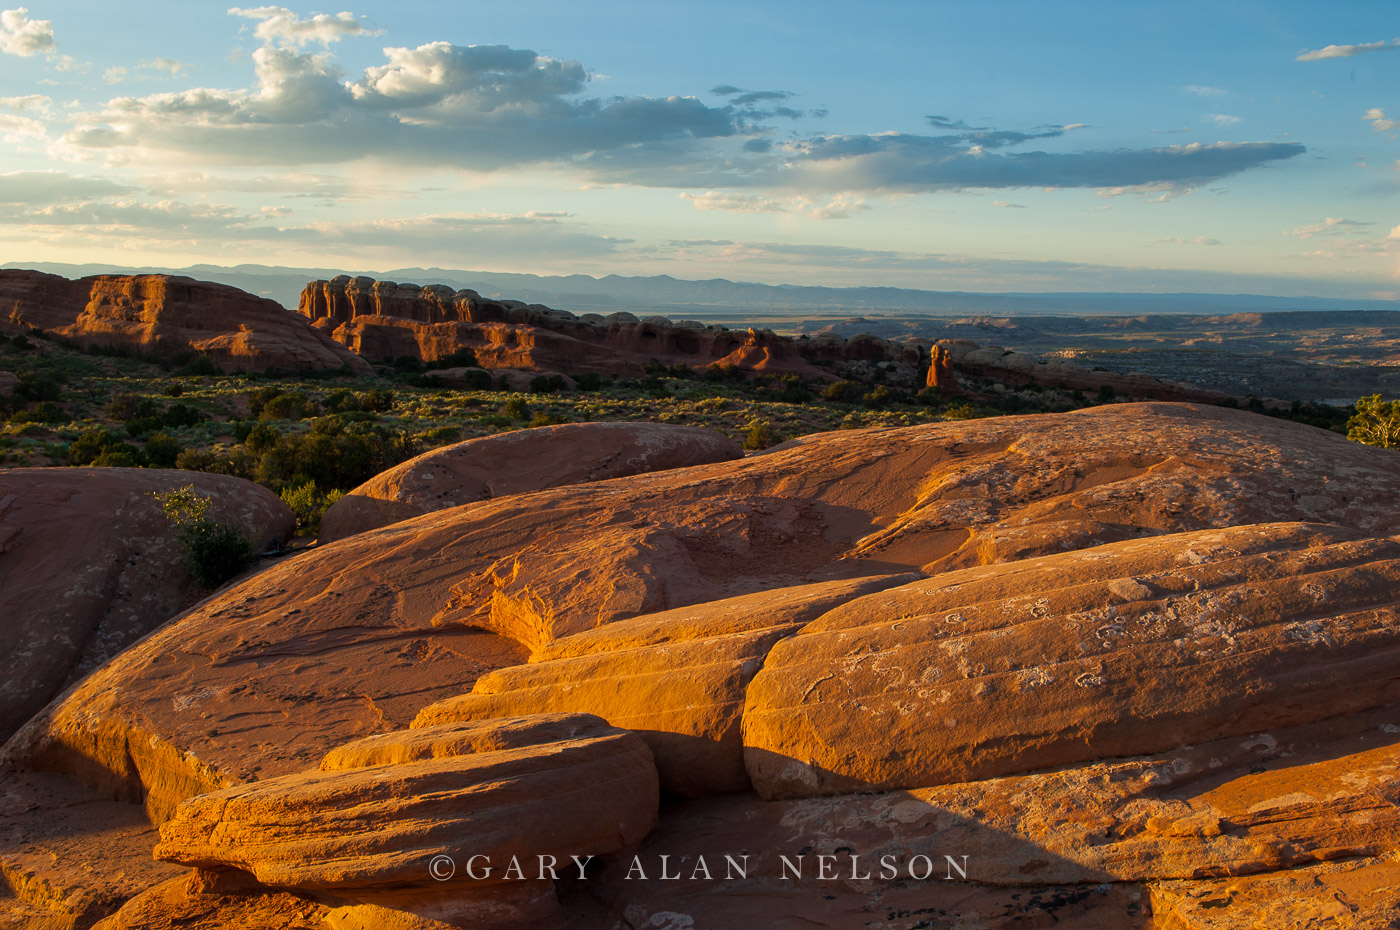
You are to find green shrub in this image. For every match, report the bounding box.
[259,392,315,421]
[154,485,254,587]
[1347,394,1400,449]
[279,481,345,536]
[502,397,531,420]
[743,418,775,451]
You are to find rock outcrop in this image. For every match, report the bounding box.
[0,269,371,374]
[299,275,829,378]
[9,403,1400,928]
[319,422,743,542]
[414,575,919,797]
[741,522,1400,797]
[14,403,1400,827]
[0,467,294,743]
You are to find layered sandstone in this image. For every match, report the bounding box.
[154,720,657,890]
[319,422,743,542]
[742,522,1400,797]
[0,269,370,374]
[0,467,294,743]
[14,403,1400,831]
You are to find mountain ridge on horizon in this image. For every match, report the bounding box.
[5,260,1398,319]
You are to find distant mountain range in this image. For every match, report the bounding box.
[6,260,1398,318]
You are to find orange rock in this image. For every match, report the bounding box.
[0,467,294,742]
[19,403,1400,825]
[320,712,615,771]
[90,869,328,930]
[925,341,959,394]
[154,725,658,890]
[742,522,1400,797]
[0,269,370,374]
[319,422,743,542]
[1151,858,1400,929]
[414,576,920,797]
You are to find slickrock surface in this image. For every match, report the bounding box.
[90,869,327,930]
[14,404,1400,825]
[0,269,370,374]
[0,771,182,929]
[414,576,919,796]
[0,467,294,743]
[743,522,1400,797]
[153,722,658,890]
[603,699,1400,926]
[319,422,743,542]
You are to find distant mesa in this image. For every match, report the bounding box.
[298,273,1250,403]
[0,269,371,374]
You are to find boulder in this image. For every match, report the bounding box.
[0,467,294,743]
[319,422,743,542]
[414,575,920,797]
[90,870,327,930]
[742,522,1400,798]
[0,270,371,374]
[154,721,658,890]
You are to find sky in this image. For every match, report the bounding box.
[0,1,1397,297]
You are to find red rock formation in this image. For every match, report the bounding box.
[0,467,294,743]
[0,269,371,374]
[319,422,744,542]
[924,341,959,394]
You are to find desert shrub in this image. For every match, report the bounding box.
[162,402,206,428]
[70,429,143,466]
[258,391,315,421]
[821,381,865,404]
[10,401,67,424]
[743,418,775,451]
[1347,394,1400,449]
[106,393,158,422]
[572,372,605,392]
[154,485,254,587]
[279,481,344,535]
[502,397,531,420]
[163,383,184,397]
[528,411,564,427]
[529,374,566,394]
[144,432,183,468]
[175,354,218,376]
[942,402,981,421]
[243,423,281,454]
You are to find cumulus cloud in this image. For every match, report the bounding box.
[0,7,53,57]
[1184,85,1227,97]
[1365,108,1399,132]
[1285,217,1374,238]
[1297,38,1400,61]
[62,25,738,170]
[229,6,380,47]
[1207,113,1241,125]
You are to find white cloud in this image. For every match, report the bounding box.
[1364,108,1399,132]
[104,66,128,84]
[105,58,190,84]
[1207,113,1241,126]
[1153,236,1222,246]
[1184,85,1226,97]
[681,190,787,213]
[1285,217,1373,238]
[1297,38,1400,61]
[680,190,869,219]
[228,6,380,47]
[0,7,53,57]
[991,200,1025,208]
[1387,225,1400,241]
[0,93,50,113]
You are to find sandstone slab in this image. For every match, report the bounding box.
[0,467,294,743]
[743,522,1400,797]
[154,725,658,890]
[415,576,919,797]
[319,421,742,542]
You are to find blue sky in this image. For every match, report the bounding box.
[0,1,1396,296]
